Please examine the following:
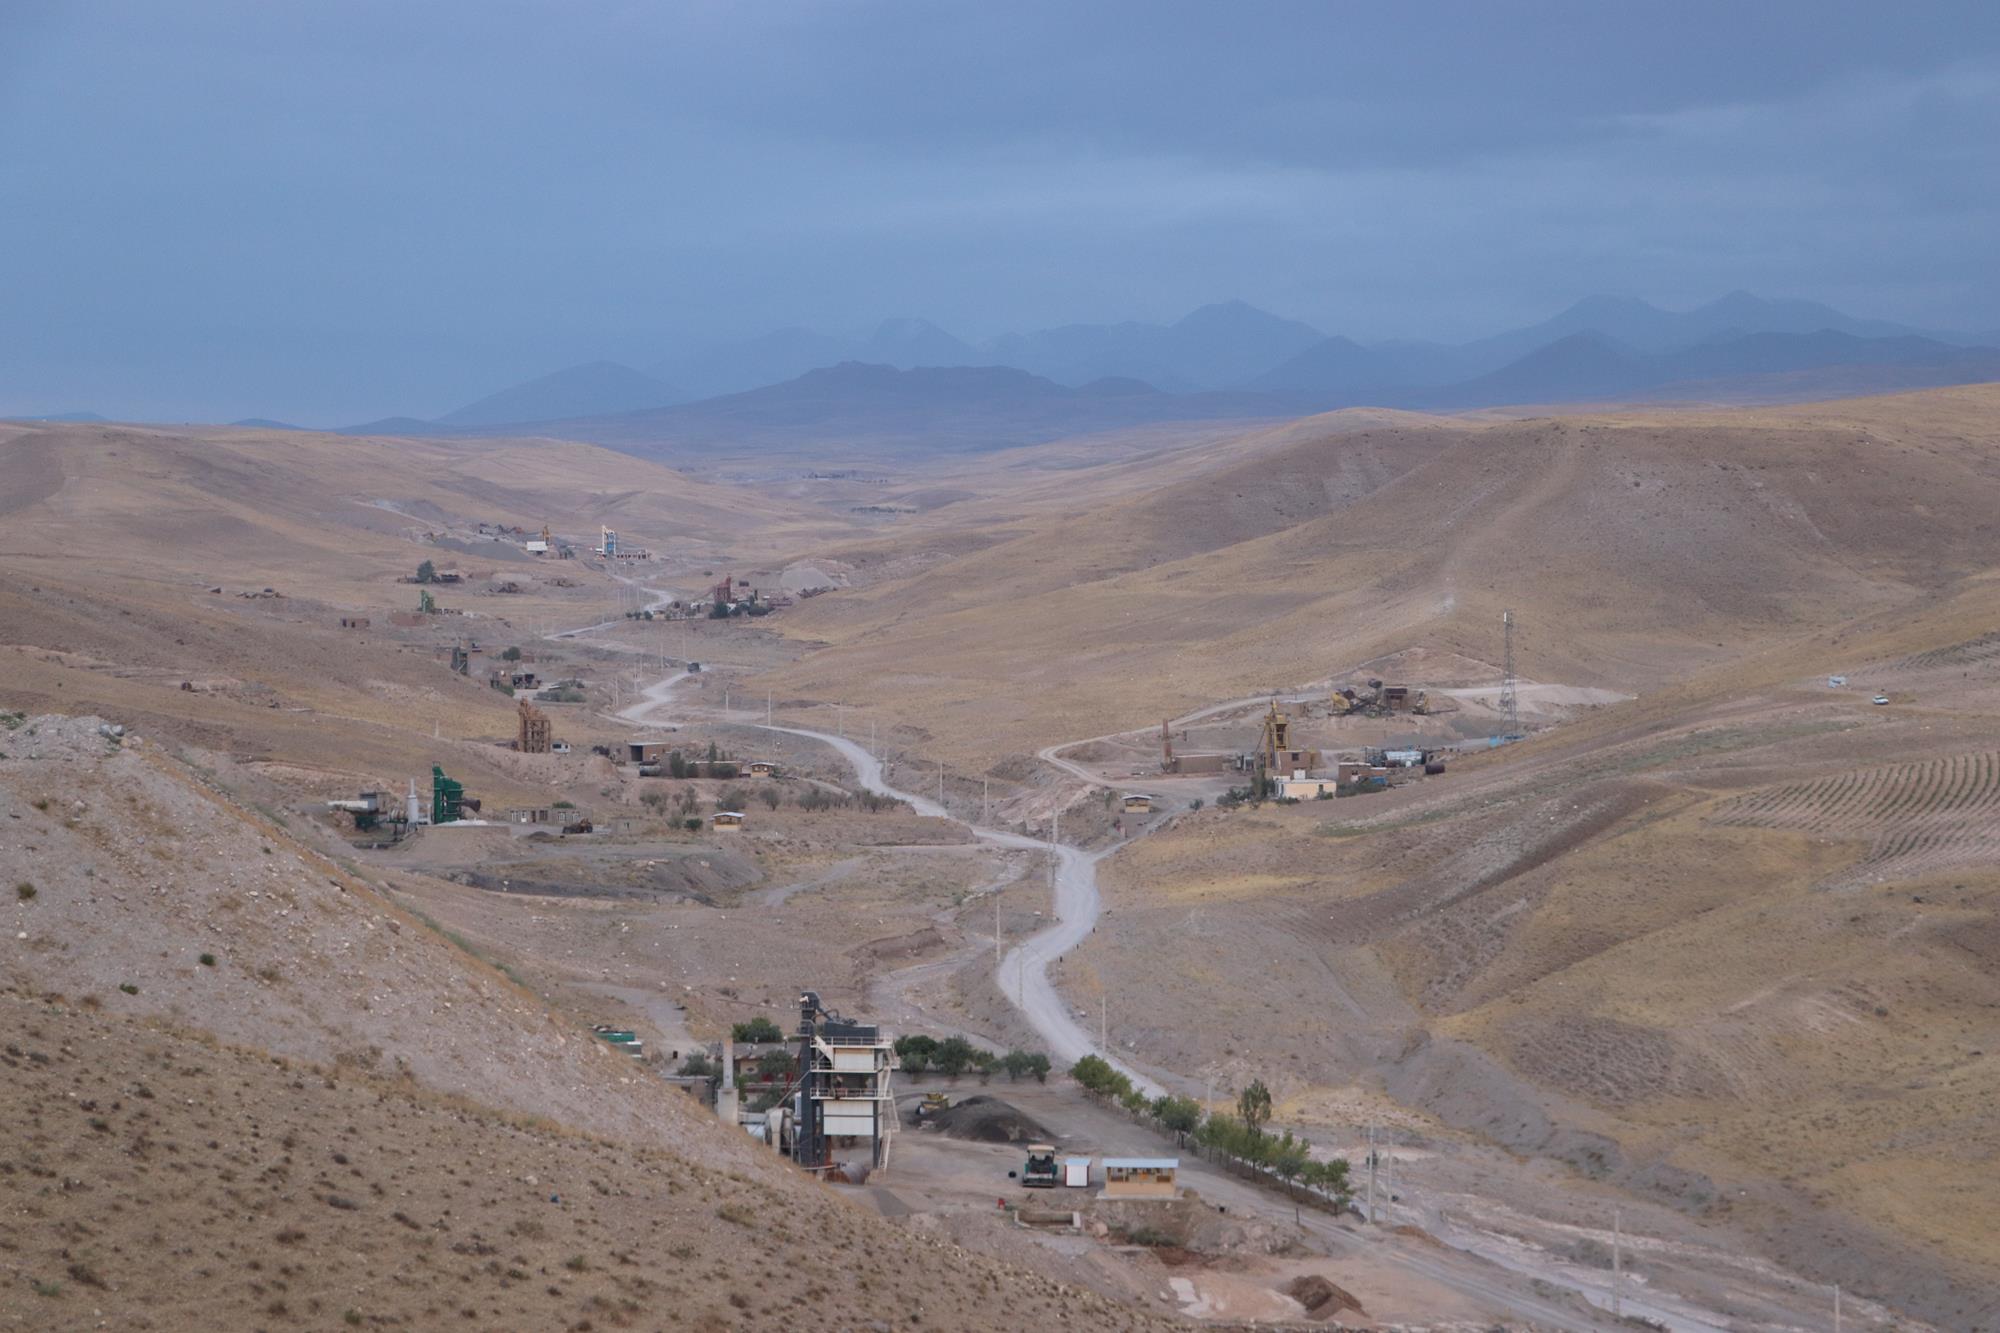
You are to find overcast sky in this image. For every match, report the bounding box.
[4,1,1999,422]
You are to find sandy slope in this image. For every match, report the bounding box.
[0,714,1166,1328]
[755,384,2000,766]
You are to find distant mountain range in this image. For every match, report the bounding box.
[323,291,1999,448]
[470,362,1285,458]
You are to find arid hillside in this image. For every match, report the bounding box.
[756,385,2000,765]
[1061,581,2000,1328]
[0,419,857,813]
[0,714,1163,1329]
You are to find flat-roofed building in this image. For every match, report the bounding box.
[1102,1158,1178,1199]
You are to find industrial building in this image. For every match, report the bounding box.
[628,739,673,764]
[1256,701,1319,780]
[594,525,652,560]
[792,991,895,1173]
[516,698,553,754]
[1121,793,1155,813]
[1159,719,1247,775]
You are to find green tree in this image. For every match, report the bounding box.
[1069,1054,1134,1102]
[1001,1050,1034,1081]
[933,1036,977,1080]
[1151,1094,1202,1142]
[893,1034,938,1063]
[1238,1079,1273,1138]
[1271,1131,1311,1222]
[417,589,436,614]
[758,786,781,810]
[1301,1156,1351,1206]
[500,645,523,661]
[754,1050,797,1083]
[732,1016,783,1043]
[677,1053,714,1078]
[1023,1052,1051,1083]
[668,750,689,779]
[415,559,436,584]
[901,1050,929,1076]
[1119,1086,1149,1114]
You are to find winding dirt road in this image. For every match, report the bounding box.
[752,724,1163,1096]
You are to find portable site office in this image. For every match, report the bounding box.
[1101,1157,1178,1199]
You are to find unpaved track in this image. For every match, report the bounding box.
[752,723,1162,1096]
[597,646,1724,1330]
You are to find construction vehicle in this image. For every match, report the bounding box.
[915,1091,952,1123]
[1022,1143,1060,1188]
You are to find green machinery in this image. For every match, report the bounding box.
[430,764,468,824]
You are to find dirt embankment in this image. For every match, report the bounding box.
[0,993,1169,1331]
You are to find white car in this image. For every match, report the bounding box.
[1872,694,1890,706]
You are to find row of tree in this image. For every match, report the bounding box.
[894,1033,1050,1082]
[1069,1057,1351,1209]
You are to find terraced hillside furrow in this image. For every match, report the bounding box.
[1713,750,2000,886]
[1894,631,2000,673]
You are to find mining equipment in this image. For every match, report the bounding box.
[430,764,477,823]
[1333,680,1428,717]
[1255,700,1320,784]
[1021,1143,1060,1188]
[793,990,896,1173]
[326,790,391,831]
[517,698,554,754]
[561,816,594,835]
[914,1091,952,1124]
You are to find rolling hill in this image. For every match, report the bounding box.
[752,383,2000,763]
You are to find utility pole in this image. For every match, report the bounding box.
[1612,1208,1623,1318]
[836,703,845,738]
[994,893,1002,966]
[982,777,989,825]
[1500,609,1519,738]
[1099,991,1107,1050]
[766,691,771,725]
[1366,1125,1377,1223]
[1384,1133,1394,1212]
[938,760,945,807]
[1834,1285,1842,1333]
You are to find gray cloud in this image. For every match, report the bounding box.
[2,1,1997,421]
